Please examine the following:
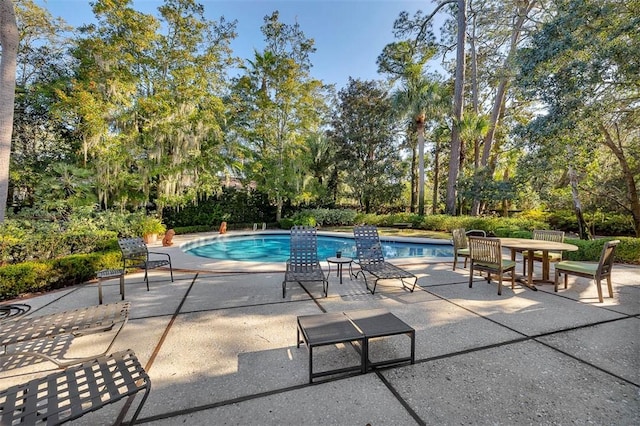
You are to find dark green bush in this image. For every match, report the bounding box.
[163,187,276,228]
[546,210,635,236]
[0,262,54,300]
[564,237,640,263]
[0,250,123,301]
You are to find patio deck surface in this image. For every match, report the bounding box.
[1,231,639,425]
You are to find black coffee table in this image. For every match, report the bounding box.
[297,309,415,383]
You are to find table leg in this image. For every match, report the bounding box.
[542,251,550,281]
[338,263,343,284]
[525,252,538,291]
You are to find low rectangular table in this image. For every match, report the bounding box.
[297,309,415,383]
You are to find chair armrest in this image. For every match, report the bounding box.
[148,251,172,261]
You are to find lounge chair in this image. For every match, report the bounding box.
[352,225,417,294]
[468,236,516,295]
[554,240,619,302]
[282,226,328,298]
[0,302,129,367]
[119,237,174,290]
[0,349,150,425]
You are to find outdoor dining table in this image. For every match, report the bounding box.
[499,237,578,290]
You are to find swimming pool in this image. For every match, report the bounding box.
[183,232,453,262]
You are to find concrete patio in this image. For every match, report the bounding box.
[1,232,639,425]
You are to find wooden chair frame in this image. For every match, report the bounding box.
[554,240,619,303]
[468,236,516,296]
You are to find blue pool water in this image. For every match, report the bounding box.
[185,234,453,262]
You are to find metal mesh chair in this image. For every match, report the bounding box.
[0,349,150,425]
[0,302,129,367]
[282,226,328,298]
[468,236,517,295]
[352,225,417,294]
[119,237,174,290]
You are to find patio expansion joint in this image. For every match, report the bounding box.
[115,273,199,425]
[375,370,426,426]
[530,314,640,388]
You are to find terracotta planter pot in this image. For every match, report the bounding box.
[143,233,158,244]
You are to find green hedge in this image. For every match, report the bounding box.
[564,237,640,264]
[0,250,122,301]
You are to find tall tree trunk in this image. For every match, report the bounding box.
[568,165,590,240]
[410,141,417,213]
[0,0,19,222]
[417,117,426,216]
[432,140,439,214]
[599,123,640,237]
[445,0,467,215]
[480,1,533,167]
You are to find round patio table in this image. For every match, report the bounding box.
[499,238,578,290]
[326,256,353,284]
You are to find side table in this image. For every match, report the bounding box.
[326,256,353,284]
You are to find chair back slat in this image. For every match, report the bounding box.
[468,236,502,265]
[533,230,564,243]
[353,225,386,266]
[289,226,319,271]
[452,228,468,250]
[597,240,620,276]
[118,238,148,259]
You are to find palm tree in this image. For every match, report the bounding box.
[455,112,489,216]
[392,75,446,215]
[0,0,19,222]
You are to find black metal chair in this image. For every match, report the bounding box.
[282,226,328,298]
[0,349,150,425]
[119,237,174,290]
[352,225,417,294]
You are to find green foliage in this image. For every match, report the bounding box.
[296,209,358,226]
[564,238,640,264]
[0,262,54,300]
[330,79,406,213]
[163,188,276,228]
[546,210,635,236]
[0,250,122,301]
[136,216,166,236]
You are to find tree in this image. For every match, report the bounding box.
[445,0,467,215]
[232,11,326,221]
[517,0,640,236]
[0,0,19,222]
[11,0,74,211]
[330,78,405,213]
[388,1,468,215]
[392,75,447,215]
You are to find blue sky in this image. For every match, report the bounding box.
[36,0,446,90]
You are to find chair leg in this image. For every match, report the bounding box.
[468,263,474,288]
[453,254,458,271]
[595,278,603,303]
[463,257,468,268]
[564,273,568,289]
[510,269,515,290]
[144,268,150,291]
[497,272,502,295]
[606,275,613,299]
[282,281,286,298]
[554,269,560,292]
